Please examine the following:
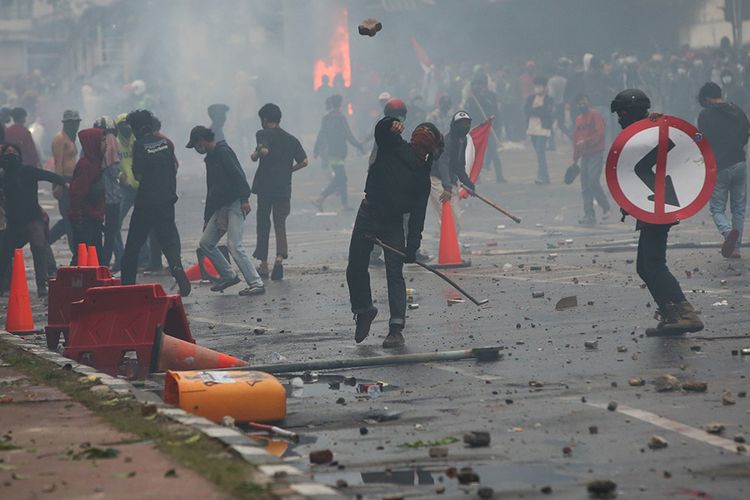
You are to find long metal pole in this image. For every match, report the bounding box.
[467,188,522,223]
[221,347,502,374]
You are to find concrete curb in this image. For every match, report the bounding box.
[0,332,341,500]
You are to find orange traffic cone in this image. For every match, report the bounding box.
[5,248,35,333]
[77,244,88,267]
[151,329,247,372]
[435,202,470,268]
[87,246,100,267]
[185,258,220,281]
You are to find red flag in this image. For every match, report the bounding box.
[459,119,493,199]
[411,37,432,73]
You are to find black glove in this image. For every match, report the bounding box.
[464,180,476,193]
[620,207,629,222]
[404,246,417,264]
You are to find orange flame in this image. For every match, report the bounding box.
[313,8,351,91]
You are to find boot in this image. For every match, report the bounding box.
[354,306,378,344]
[645,304,679,337]
[382,324,405,348]
[660,301,703,335]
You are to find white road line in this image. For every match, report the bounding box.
[424,362,503,381]
[585,401,741,453]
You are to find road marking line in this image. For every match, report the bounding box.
[585,401,740,453]
[424,362,503,381]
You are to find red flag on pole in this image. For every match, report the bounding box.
[411,37,432,73]
[459,118,493,199]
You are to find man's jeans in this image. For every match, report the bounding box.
[709,161,747,253]
[580,152,611,218]
[346,200,406,327]
[200,200,263,287]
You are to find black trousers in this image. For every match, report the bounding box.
[121,203,183,285]
[346,200,406,327]
[636,224,686,311]
[320,158,348,205]
[48,188,74,252]
[254,195,290,261]
[70,218,103,265]
[0,219,52,292]
[101,203,120,267]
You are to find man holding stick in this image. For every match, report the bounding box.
[346,117,443,348]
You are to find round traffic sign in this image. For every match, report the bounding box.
[606,115,716,225]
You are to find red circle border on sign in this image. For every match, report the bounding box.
[605,115,717,225]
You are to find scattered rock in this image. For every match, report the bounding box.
[681,380,708,392]
[654,374,680,392]
[335,479,348,488]
[358,18,382,37]
[359,427,368,435]
[89,384,109,395]
[722,391,736,406]
[220,416,236,428]
[704,422,725,435]
[589,425,599,435]
[541,485,552,494]
[607,401,618,412]
[628,377,646,387]
[435,483,446,494]
[555,296,578,311]
[617,345,628,353]
[464,431,491,447]
[141,404,158,417]
[457,467,480,485]
[529,380,544,388]
[477,486,494,499]
[648,435,668,450]
[562,446,572,456]
[309,449,334,464]
[429,446,449,458]
[532,291,545,299]
[584,340,599,350]
[734,434,746,444]
[587,480,616,498]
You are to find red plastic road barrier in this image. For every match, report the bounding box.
[45,266,120,351]
[64,284,195,379]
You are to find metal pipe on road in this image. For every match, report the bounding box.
[220,347,503,374]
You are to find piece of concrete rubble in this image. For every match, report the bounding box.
[358,18,383,37]
[587,480,617,498]
[555,296,578,311]
[704,422,725,435]
[734,434,746,444]
[722,391,736,405]
[477,486,494,499]
[681,380,708,392]
[464,431,491,447]
[429,447,449,458]
[457,467,480,485]
[628,377,646,387]
[654,374,680,392]
[584,340,598,350]
[309,449,334,464]
[589,425,599,435]
[648,435,668,449]
[607,401,618,411]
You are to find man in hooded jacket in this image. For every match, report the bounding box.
[69,127,106,264]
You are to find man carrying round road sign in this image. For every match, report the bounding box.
[608,89,715,337]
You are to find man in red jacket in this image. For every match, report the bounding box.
[69,128,106,264]
[572,93,611,226]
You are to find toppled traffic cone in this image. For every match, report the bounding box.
[5,248,35,333]
[77,244,88,267]
[152,329,246,372]
[358,18,382,37]
[164,369,286,423]
[435,201,470,268]
[185,258,219,282]
[87,246,100,267]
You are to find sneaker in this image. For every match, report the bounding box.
[257,262,269,278]
[382,325,405,348]
[721,229,740,258]
[173,267,192,297]
[210,275,241,292]
[415,250,432,263]
[271,261,284,281]
[354,306,378,343]
[239,284,266,296]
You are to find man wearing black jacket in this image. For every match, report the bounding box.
[188,126,265,296]
[697,82,749,259]
[121,109,190,296]
[346,117,443,348]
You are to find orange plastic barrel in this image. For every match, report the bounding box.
[163,370,286,423]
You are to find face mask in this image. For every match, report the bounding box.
[195,144,207,155]
[454,121,471,136]
[0,153,21,168]
[722,76,733,84]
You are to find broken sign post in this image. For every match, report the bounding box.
[605,115,716,225]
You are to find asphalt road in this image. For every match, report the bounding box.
[39,137,750,499]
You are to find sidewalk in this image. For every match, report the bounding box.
[0,336,271,500]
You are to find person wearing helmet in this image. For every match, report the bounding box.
[611,89,703,336]
[346,117,443,348]
[429,110,475,244]
[312,94,364,212]
[120,109,190,296]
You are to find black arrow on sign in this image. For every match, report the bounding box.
[634,138,680,207]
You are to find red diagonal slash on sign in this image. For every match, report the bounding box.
[653,121,669,215]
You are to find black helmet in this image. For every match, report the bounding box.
[610,89,651,114]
